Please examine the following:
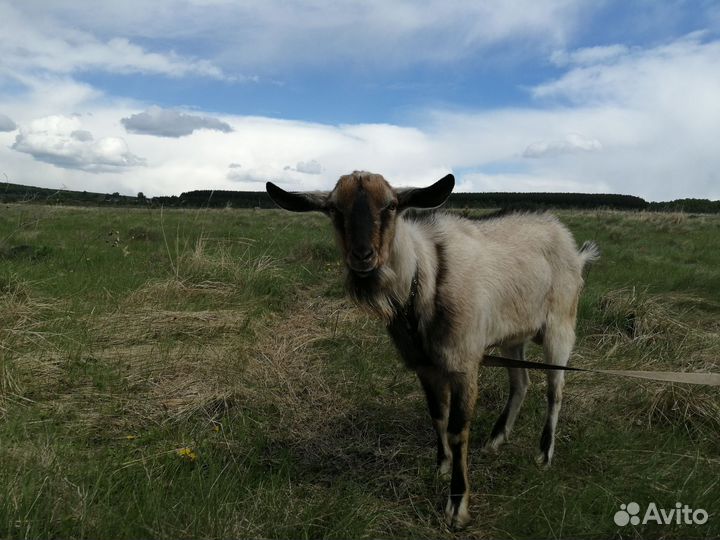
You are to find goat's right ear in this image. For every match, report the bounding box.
[397,174,455,211]
[266,181,328,213]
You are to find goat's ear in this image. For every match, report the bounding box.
[397,174,455,211]
[266,181,328,213]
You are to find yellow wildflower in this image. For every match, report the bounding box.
[176,447,198,462]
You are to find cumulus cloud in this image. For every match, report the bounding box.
[284,159,323,175]
[0,113,17,132]
[226,167,268,184]
[11,115,145,172]
[121,107,233,137]
[523,133,602,158]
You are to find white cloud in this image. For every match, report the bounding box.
[226,167,270,184]
[284,159,323,175]
[533,32,720,107]
[523,133,602,158]
[0,113,16,132]
[122,107,233,137]
[460,171,612,194]
[0,3,226,81]
[11,115,145,172]
[4,1,590,73]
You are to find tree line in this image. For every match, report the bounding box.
[2,182,719,213]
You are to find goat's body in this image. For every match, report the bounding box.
[357,211,589,369]
[267,173,598,529]
[349,210,596,527]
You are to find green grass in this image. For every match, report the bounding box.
[1,204,719,539]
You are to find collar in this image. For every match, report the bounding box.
[395,267,419,332]
[408,270,419,305]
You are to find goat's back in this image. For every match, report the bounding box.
[411,211,586,349]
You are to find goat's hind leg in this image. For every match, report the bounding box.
[417,368,452,478]
[537,323,574,468]
[444,370,478,529]
[483,344,530,453]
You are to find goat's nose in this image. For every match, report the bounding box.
[352,247,374,262]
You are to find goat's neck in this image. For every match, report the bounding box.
[385,217,419,306]
[346,216,426,322]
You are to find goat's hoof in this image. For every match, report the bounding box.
[481,435,504,454]
[444,507,471,530]
[444,498,471,529]
[535,452,552,470]
[437,459,452,481]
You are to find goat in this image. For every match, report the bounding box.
[266,171,599,528]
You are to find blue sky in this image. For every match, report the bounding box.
[1,1,719,200]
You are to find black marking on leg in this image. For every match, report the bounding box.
[449,440,466,510]
[447,386,468,435]
[540,422,553,456]
[490,406,510,439]
[420,378,443,420]
[435,433,447,467]
[419,376,448,466]
[546,387,557,408]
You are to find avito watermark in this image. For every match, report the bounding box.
[614,502,709,527]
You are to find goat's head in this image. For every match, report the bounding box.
[266,171,454,278]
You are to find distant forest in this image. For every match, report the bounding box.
[2,181,719,214]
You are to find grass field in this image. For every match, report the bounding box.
[1,203,719,539]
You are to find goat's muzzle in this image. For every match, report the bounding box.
[347,248,378,277]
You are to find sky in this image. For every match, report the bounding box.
[1,1,719,201]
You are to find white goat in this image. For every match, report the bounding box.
[266,171,598,528]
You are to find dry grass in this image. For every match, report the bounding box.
[591,287,713,365]
[0,275,64,419]
[585,287,720,437]
[167,233,279,286]
[0,274,59,351]
[9,277,372,442]
[646,384,720,436]
[94,306,250,346]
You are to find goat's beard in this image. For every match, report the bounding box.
[345,264,400,323]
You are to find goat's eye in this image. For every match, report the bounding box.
[386,201,398,212]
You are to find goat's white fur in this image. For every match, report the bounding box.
[368,211,596,369]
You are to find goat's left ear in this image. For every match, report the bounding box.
[266,181,328,213]
[397,174,455,211]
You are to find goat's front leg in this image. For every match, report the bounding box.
[417,367,451,478]
[444,370,478,529]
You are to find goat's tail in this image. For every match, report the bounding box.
[579,240,601,270]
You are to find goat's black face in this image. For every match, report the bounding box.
[266,172,454,277]
[326,172,398,277]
